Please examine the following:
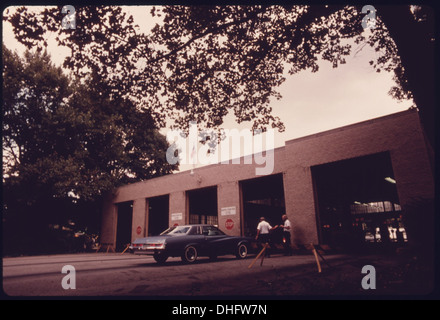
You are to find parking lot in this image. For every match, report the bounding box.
[2,250,433,298]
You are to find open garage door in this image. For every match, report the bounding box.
[187,186,218,226]
[148,195,169,236]
[312,152,405,251]
[240,173,285,242]
[116,201,133,252]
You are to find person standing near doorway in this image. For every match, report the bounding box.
[255,217,276,257]
[280,214,293,256]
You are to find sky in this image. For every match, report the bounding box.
[2,5,413,172]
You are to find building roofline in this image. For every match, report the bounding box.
[115,143,286,190]
[285,109,418,145]
[115,109,418,191]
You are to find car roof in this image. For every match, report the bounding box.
[179,224,217,227]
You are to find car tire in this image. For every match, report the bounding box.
[181,245,198,263]
[153,253,168,264]
[236,243,248,259]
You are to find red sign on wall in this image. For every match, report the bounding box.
[225,219,234,230]
[136,226,142,235]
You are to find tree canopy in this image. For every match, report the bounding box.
[3,44,176,202]
[3,5,435,143]
[2,44,177,254]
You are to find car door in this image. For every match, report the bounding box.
[201,225,230,255]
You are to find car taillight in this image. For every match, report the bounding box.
[146,242,165,249]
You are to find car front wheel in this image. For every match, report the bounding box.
[236,243,248,259]
[181,245,198,263]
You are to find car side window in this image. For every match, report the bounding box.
[202,226,224,236]
[188,226,200,235]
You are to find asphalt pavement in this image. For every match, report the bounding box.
[2,250,436,298]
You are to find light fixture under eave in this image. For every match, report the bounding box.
[384,177,396,184]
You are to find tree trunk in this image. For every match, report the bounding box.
[377,5,435,149]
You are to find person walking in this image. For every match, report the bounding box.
[255,217,277,257]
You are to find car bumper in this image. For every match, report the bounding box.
[129,247,165,255]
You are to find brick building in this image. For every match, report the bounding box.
[100,109,434,251]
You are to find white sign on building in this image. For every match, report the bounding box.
[171,212,183,221]
[220,206,236,216]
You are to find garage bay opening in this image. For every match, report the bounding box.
[148,195,169,236]
[312,152,405,252]
[116,201,133,252]
[240,173,285,243]
[187,186,218,226]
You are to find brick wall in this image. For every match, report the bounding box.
[100,109,434,249]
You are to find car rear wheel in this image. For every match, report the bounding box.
[181,245,198,263]
[236,243,248,259]
[153,252,168,264]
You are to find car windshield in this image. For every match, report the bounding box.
[160,226,191,236]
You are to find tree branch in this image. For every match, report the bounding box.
[150,6,270,64]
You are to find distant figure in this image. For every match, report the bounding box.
[379,222,390,245]
[280,214,292,256]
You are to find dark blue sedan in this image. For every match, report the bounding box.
[129,224,253,263]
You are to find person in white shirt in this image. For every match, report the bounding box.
[255,217,277,257]
[280,214,292,256]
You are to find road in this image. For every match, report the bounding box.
[2,252,352,297]
[3,251,424,297]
